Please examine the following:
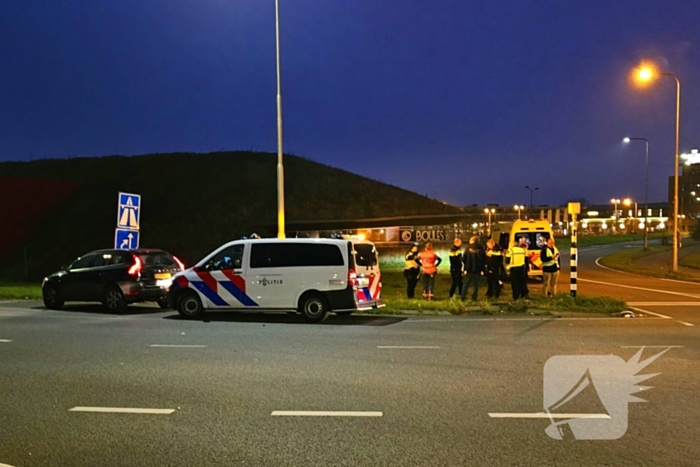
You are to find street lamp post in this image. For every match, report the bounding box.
[623,137,650,249]
[525,186,539,208]
[610,198,620,233]
[514,205,524,220]
[275,0,286,239]
[632,63,681,272]
[485,208,495,236]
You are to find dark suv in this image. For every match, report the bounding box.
[42,249,185,312]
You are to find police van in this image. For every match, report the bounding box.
[168,237,383,322]
[492,219,554,279]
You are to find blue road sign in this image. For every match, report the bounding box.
[117,192,141,230]
[115,229,140,250]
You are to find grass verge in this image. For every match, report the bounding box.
[598,244,700,282]
[0,283,42,300]
[679,251,700,270]
[371,271,626,315]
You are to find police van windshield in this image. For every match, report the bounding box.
[514,232,551,250]
[354,243,378,267]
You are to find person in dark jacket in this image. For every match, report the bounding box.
[484,239,504,299]
[448,238,463,298]
[403,243,420,298]
[460,236,485,301]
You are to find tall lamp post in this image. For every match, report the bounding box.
[525,186,539,208]
[610,198,620,233]
[514,205,524,220]
[275,0,286,239]
[623,137,650,249]
[632,62,681,272]
[484,208,495,236]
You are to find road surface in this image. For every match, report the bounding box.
[0,242,698,466]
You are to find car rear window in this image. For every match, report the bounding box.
[139,253,176,267]
[353,243,378,267]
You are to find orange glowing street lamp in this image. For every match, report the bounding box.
[631,61,681,272]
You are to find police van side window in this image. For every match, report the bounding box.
[294,244,344,267]
[250,244,295,268]
[250,243,344,268]
[206,245,244,271]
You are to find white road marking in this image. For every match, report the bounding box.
[630,307,695,327]
[594,257,638,276]
[0,463,17,467]
[0,300,18,304]
[661,278,700,285]
[0,339,12,343]
[579,278,700,299]
[69,407,175,414]
[376,346,440,349]
[621,345,684,349]
[149,344,207,348]
[629,302,700,306]
[402,317,665,323]
[488,413,610,419]
[271,411,382,417]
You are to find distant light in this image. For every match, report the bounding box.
[582,222,588,229]
[623,198,632,206]
[619,223,626,230]
[472,223,478,228]
[602,223,608,229]
[587,211,599,216]
[634,64,656,84]
[357,233,366,241]
[658,222,665,229]
[638,222,645,229]
[623,137,631,143]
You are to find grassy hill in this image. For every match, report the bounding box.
[0,151,461,280]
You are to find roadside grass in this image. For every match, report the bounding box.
[0,282,42,300]
[597,244,700,282]
[376,270,626,315]
[555,232,667,250]
[679,251,700,270]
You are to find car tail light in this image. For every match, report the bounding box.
[348,268,358,288]
[128,255,142,276]
[173,256,185,271]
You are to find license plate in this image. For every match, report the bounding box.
[357,278,369,287]
[155,273,171,280]
[156,279,172,288]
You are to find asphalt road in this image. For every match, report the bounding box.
[0,242,698,466]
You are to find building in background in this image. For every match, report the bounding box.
[669,148,700,233]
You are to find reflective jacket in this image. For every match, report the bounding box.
[405,250,419,270]
[541,246,560,272]
[449,246,463,272]
[507,246,527,268]
[416,251,441,275]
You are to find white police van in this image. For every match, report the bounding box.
[168,238,384,322]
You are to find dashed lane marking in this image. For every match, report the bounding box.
[629,302,700,306]
[621,345,684,349]
[69,407,175,414]
[271,411,383,417]
[0,339,12,343]
[149,344,208,348]
[376,346,440,349]
[488,413,610,419]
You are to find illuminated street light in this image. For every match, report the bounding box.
[623,136,650,248]
[484,208,496,236]
[514,204,525,220]
[631,60,681,272]
[610,198,620,233]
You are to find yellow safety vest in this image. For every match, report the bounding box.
[405,251,418,269]
[542,246,559,267]
[507,246,527,267]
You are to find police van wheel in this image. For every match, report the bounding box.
[177,292,203,318]
[299,293,329,323]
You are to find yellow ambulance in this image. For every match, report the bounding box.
[491,219,554,279]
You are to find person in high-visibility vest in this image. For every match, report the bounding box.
[506,241,529,300]
[448,238,463,298]
[540,237,560,297]
[403,243,420,299]
[415,243,442,300]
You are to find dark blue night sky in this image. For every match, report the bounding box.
[1,0,698,206]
